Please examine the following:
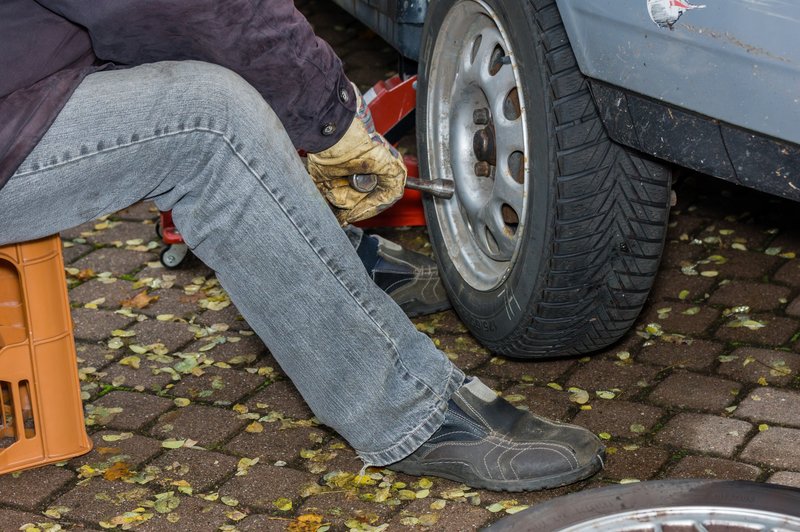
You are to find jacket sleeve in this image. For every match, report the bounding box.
[34,0,356,152]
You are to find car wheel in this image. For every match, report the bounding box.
[486,480,800,531]
[417,0,672,358]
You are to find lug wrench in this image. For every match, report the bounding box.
[348,174,455,199]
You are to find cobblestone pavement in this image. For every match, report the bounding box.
[2,1,800,531]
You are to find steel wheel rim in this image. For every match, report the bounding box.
[557,506,800,531]
[426,0,529,292]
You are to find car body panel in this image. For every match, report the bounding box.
[556,0,800,145]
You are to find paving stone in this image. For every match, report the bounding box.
[53,479,154,524]
[768,471,800,488]
[714,313,799,346]
[147,447,238,492]
[76,342,122,369]
[244,380,313,421]
[741,427,800,470]
[61,241,93,264]
[92,391,174,431]
[150,404,248,448]
[654,413,751,457]
[71,431,163,470]
[84,221,158,247]
[637,340,723,370]
[669,455,761,480]
[642,302,720,336]
[734,387,800,428]
[136,288,206,319]
[709,281,791,311]
[196,302,250,328]
[168,366,266,405]
[648,268,717,302]
[0,466,75,509]
[70,307,136,342]
[573,400,664,439]
[0,508,61,530]
[298,489,398,530]
[649,371,740,412]
[136,262,216,288]
[774,259,800,287]
[388,497,490,530]
[60,219,101,240]
[659,239,705,268]
[300,440,362,475]
[712,250,780,280]
[436,334,492,372]
[218,463,318,512]
[129,318,196,352]
[566,360,659,396]
[225,424,328,465]
[116,201,159,221]
[183,334,270,363]
[787,295,800,318]
[717,347,800,386]
[101,359,174,393]
[602,445,671,481]
[136,496,231,532]
[235,514,293,532]
[480,357,574,384]
[72,247,155,276]
[501,384,573,423]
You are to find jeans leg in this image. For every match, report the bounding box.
[0,61,464,465]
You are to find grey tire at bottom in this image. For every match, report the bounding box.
[417,0,672,358]
[485,480,800,531]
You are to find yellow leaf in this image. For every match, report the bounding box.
[272,497,292,511]
[757,376,769,386]
[161,439,186,449]
[598,432,612,440]
[245,421,264,433]
[174,398,191,407]
[119,356,141,369]
[84,297,106,309]
[546,382,562,391]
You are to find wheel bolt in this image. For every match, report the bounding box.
[473,108,490,125]
[474,161,491,177]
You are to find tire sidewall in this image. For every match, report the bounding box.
[418,0,556,346]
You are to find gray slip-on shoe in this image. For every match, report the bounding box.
[388,378,605,492]
[371,235,451,318]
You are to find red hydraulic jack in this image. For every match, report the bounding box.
[157,74,425,268]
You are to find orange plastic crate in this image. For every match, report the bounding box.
[0,235,91,474]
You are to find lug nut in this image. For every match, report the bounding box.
[473,108,490,125]
[474,161,491,177]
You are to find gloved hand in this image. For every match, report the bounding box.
[307,84,407,225]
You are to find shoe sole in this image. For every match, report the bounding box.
[401,300,451,318]
[389,451,605,492]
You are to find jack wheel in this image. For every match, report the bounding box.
[160,244,189,269]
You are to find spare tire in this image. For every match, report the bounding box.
[417,0,672,358]
[486,480,800,531]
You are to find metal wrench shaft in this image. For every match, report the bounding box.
[348,174,454,199]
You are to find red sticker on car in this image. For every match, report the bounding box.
[647,0,706,28]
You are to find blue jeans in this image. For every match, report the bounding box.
[0,61,464,466]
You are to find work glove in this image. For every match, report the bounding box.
[307,84,407,225]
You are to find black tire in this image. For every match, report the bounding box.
[417,0,672,358]
[486,480,800,531]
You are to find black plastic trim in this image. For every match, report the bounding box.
[591,80,800,202]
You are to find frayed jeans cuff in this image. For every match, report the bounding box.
[356,365,466,467]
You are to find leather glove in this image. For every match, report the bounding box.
[307,84,407,225]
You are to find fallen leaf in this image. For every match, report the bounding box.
[121,290,159,309]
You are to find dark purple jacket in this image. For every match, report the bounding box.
[0,0,355,192]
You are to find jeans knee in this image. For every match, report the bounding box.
[162,61,277,136]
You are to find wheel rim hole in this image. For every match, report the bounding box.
[489,45,506,76]
[503,88,521,121]
[470,35,483,65]
[508,151,525,184]
[502,204,519,234]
